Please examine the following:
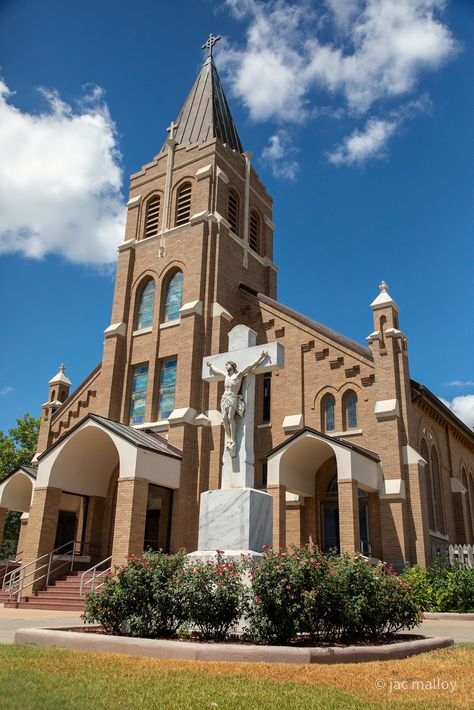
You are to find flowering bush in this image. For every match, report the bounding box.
[175,554,249,640]
[83,550,187,637]
[246,547,422,644]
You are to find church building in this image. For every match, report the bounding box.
[1,40,473,601]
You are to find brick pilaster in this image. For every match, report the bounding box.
[111,477,148,567]
[267,484,286,549]
[338,479,360,553]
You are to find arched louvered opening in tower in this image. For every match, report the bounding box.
[144,195,161,239]
[228,190,239,235]
[249,210,260,253]
[175,183,192,226]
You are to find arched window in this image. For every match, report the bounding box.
[321,394,335,432]
[228,190,239,235]
[421,439,435,530]
[249,210,260,253]
[431,447,445,534]
[175,183,192,226]
[137,279,156,330]
[343,391,357,429]
[144,195,161,239]
[163,271,183,322]
[379,315,387,349]
[326,474,338,497]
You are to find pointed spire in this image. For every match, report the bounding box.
[48,363,72,387]
[370,280,398,310]
[163,38,243,153]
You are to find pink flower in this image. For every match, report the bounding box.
[255,597,262,603]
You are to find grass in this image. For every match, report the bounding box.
[0,643,472,709]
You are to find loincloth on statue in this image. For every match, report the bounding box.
[220,392,245,418]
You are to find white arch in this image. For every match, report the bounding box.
[35,419,181,496]
[268,430,381,497]
[0,470,34,512]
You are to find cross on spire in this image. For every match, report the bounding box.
[379,280,388,292]
[202,33,221,58]
[166,120,178,139]
[59,363,65,373]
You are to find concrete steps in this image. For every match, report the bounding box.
[2,571,96,611]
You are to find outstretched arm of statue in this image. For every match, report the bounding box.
[206,360,226,377]
[241,349,269,376]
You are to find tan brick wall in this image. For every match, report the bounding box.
[267,484,286,549]
[21,486,62,595]
[338,480,360,553]
[111,477,149,567]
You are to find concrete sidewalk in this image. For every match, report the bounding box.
[0,607,85,644]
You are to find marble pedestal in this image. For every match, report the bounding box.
[197,488,272,555]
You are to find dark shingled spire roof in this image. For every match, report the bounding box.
[165,56,243,153]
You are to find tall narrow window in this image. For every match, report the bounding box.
[158,358,177,420]
[163,271,183,322]
[228,190,239,235]
[421,439,435,530]
[137,280,156,330]
[262,372,271,422]
[249,211,260,253]
[144,195,161,239]
[175,182,192,226]
[130,365,148,425]
[431,447,445,534]
[343,391,358,429]
[379,315,387,349]
[321,394,335,432]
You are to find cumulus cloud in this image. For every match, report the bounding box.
[0,81,125,266]
[221,0,457,168]
[261,130,299,179]
[440,395,474,431]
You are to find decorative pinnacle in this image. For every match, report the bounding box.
[379,280,388,292]
[202,33,221,58]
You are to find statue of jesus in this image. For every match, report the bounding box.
[206,350,269,456]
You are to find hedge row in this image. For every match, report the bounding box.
[84,547,422,644]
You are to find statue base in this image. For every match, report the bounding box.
[197,488,272,554]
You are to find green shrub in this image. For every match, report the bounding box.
[83,550,187,637]
[401,561,474,613]
[175,554,248,640]
[401,564,435,611]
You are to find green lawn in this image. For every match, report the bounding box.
[0,644,472,709]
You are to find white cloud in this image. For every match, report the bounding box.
[446,380,474,387]
[0,81,125,266]
[261,130,299,180]
[221,0,456,168]
[440,395,474,431]
[0,387,13,397]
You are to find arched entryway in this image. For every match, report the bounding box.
[0,466,36,560]
[267,427,381,556]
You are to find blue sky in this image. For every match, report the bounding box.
[0,0,472,433]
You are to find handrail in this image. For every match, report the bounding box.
[0,553,22,591]
[80,556,112,597]
[7,540,86,602]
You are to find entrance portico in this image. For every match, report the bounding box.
[267,428,382,555]
[20,414,181,595]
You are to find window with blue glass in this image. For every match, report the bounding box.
[163,271,183,322]
[343,391,358,429]
[129,365,148,425]
[137,280,156,330]
[321,394,335,432]
[158,358,177,420]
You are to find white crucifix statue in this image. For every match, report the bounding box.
[197,324,284,555]
[202,324,284,489]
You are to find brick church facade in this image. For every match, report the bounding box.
[1,49,473,595]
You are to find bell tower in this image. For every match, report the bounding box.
[96,38,277,549]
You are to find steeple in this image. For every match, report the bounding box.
[164,37,243,153]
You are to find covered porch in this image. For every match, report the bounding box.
[266,428,383,557]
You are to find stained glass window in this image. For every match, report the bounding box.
[130,365,148,425]
[158,358,177,420]
[164,272,183,322]
[322,394,335,432]
[343,391,358,429]
[137,280,156,330]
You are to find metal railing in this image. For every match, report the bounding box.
[80,556,112,597]
[0,552,23,591]
[6,540,86,603]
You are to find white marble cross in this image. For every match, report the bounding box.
[202,324,284,489]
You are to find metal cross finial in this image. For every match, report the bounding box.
[59,363,65,373]
[202,33,221,58]
[166,120,178,140]
[379,280,388,292]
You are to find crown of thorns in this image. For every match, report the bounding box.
[225,361,238,372]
